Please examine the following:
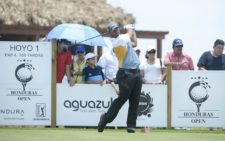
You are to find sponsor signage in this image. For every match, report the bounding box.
[0,41,51,125]
[57,84,167,127]
[171,71,225,128]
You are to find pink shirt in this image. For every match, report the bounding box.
[164,52,194,70]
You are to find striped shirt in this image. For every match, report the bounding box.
[82,65,104,82]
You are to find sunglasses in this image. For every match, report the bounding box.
[174,45,183,48]
[175,46,183,51]
[148,50,156,54]
[77,51,84,54]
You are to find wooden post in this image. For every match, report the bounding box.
[167,66,172,129]
[51,40,57,128]
[157,38,162,58]
[97,46,102,61]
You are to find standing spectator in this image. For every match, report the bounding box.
[197,39,225,131]
[71,45,86,83]
[97,23,142,133]
[197,39,225,70]
[140,46,165,84]
[164,38,194,70]
[97,48,118,83]
[82,52,105,85]
[56,39,74,86]
[164,38,194,130]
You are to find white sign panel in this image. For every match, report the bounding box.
[172,71,225,128]
[57,84,167,127]
[137,85,167,127]
[0,41,52,125]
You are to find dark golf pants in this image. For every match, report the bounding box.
[104,69,142,128]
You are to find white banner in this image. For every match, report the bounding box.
[0,41,52,125]
[57,84,167,127]
[171,71,225,128]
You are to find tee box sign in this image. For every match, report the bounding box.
[0,41,52,126]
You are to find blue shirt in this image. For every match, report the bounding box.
[197,51,225,70]
[82,65,105,81]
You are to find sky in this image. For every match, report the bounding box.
[106,0,225,69]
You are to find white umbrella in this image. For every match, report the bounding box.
[46,23,107,47]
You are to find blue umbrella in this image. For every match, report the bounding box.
[46,23,107,47]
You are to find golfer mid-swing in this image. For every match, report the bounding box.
[98,22,142,133]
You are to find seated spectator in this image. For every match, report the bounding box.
[71,45,86,83]
[56,39,74,86]
[82,53,106,85]
[140,46,165,84]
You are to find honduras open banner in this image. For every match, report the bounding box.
[171,71,225,128]
[57,84,167,127]
[0,42,52,125]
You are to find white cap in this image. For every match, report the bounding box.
[147,46,156,52]
[85,52,97,60]
[124,24,135,29]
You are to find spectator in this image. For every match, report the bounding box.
[140,46,166,84]
[135,48,141,58]
[197,39,225,131]
[164,38,193,130]
[197,39,225,70]
[71,45,86,83]
[97,48,118,83]
[82,52,105,85]
[56,39,74,86]
[164,38,194,70]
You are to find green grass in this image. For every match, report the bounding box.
[0,127,224,141]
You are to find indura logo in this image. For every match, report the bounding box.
[188,76,211,112]
[0,109,24,116]
[137,91,154,117]
[15,61,35,91]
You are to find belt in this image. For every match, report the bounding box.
[119,68,140,73]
